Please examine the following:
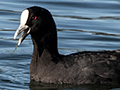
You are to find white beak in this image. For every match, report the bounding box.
[14,25,31,45]
[14,9,30,45]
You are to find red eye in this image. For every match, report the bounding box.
[34,16,37,20]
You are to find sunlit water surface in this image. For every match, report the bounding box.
[0,0,120,90]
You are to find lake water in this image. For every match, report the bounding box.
[0,0,120,90]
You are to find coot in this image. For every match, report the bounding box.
[14,6,120,84]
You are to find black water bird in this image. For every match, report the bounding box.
[14,6,120,84]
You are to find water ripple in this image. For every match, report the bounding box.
[0,0,120,90]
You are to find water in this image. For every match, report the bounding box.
[0,0,120,90]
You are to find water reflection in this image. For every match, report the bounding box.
[30,81,120,90]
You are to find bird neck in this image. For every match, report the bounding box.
[31,28,59,62]
[30,28,60,76]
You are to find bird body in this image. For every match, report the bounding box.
[30,49,120,84]
[14,6,120,84]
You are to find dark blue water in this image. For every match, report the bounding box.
[0,0,120,90]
